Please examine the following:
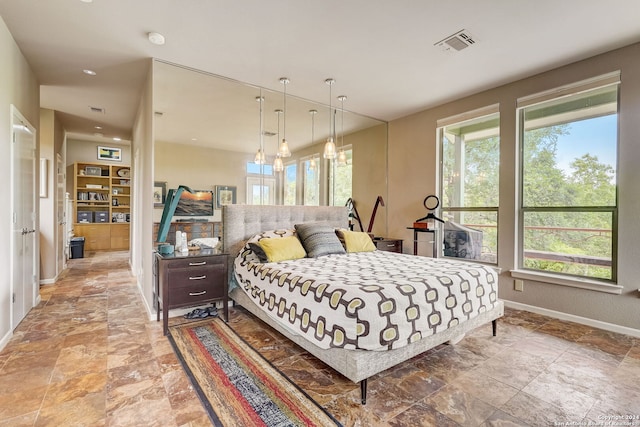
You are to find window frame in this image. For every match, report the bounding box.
[437,106,500,265]
[515,75,620,286]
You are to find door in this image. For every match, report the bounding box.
[246,176,275,205]
[11,106,37,328]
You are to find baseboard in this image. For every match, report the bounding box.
[0,329,13,352]
[503,300,640,338]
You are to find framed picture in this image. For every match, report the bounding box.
[215,185,236,209]
[97,146,122,161]
[153,181,167,207]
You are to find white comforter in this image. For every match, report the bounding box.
[233,250,498,351]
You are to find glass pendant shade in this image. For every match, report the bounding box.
[337,149,347,165]
[323,137,337,159]
[278,139,291,157]
[273,155,284,172]
[254,148,265,164]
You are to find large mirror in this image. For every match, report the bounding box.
[152,60,388,236]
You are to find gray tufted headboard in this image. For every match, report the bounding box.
[222,204,349,258]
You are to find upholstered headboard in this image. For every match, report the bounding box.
[222,204,349,258]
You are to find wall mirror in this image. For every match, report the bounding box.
[152,60,389,236]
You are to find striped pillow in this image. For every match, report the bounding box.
[294,222,346,258]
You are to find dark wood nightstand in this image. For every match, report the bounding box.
[154,248,228,335]
[374,238,403,253]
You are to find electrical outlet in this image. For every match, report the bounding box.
[514,279,524,292]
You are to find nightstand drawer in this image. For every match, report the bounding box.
[167,264,225,290]
[165,256,226,269]
[375,238,403,253]
[168,280,225,305]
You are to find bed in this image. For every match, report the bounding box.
[222,204,504,404]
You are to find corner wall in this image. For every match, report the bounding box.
[0,17,40,346]
[388,42,640,331]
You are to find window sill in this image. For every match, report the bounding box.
[510,269,623,295]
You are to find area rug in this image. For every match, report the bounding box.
[169,317,341,427]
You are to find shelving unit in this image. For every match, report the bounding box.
[69,161,131,251]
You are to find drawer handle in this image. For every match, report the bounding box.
[189,290,207,296]
[189,275,207,280]
[189,261,207,266]
[386,244,395,247]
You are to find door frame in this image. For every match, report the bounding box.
[10,105,39,329]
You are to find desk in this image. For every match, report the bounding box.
[154,248,228,335]
[406,227,437,257]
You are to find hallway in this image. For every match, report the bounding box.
[0,251,210,426]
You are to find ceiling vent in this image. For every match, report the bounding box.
[89,106,105,114]
[435,29,476,53]
[262,131,276,137]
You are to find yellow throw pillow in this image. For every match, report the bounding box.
[338,229,377,253]
[258,236,307,262]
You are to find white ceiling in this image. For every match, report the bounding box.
[1,0,639,144]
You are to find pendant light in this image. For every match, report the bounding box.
[309,109,317,170]
[273,109,284,172]
[323,78,337,159]
[337,95,347,166]
[278,77,292,158]
[254,94,266,165]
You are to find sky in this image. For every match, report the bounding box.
[555,114,617,175]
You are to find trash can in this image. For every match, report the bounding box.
[70,237,85,259]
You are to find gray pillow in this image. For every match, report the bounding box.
[294,222,346,258]
[248,242,268,263]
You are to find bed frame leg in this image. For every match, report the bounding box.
[360,379,367,405]
[492,319,497,336]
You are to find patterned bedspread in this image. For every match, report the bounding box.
[233,249,498,351]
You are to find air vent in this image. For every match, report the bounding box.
[262,131,276,137]
[89,106,105,114]
[435,29,476,53]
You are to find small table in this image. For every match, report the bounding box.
[406,227,437,257]
[154,247,228,335]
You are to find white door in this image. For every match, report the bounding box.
[11,107,38,328]
[246,176,275,205]
[56,154,66,273]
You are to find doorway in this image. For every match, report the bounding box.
[11,106,38,329]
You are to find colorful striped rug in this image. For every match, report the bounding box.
[169,317,341,427]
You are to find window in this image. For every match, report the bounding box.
[246,161,275,205]
[439,108,500,263]
[302,155,320,206]
[329,147,352,206]
[283,162,297,205]
[246,162,273,176]
[518,77,619,281]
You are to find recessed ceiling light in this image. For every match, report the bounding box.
[148,32,165,46]
[113,137,121,141]
[80,0,93,3]
[83,69,97,76]
[191,138,197,141]
[94,125,103,130]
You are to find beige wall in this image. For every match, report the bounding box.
[132,60,154,315]
[0,17,40,344]
[388,42,640,331]
[39,109,66,283]
[66,139,132,167]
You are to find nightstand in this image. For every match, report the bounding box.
[154,248,228,335]
[374,238,403,253]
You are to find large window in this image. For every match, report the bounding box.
[439,109,500,263]
[283,162,297,205]
[518,78,618,281]
[246,161,275,205]
[302,155,320,206]
[329,147,352,206]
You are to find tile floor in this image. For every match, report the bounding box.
[1,250,639,426]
